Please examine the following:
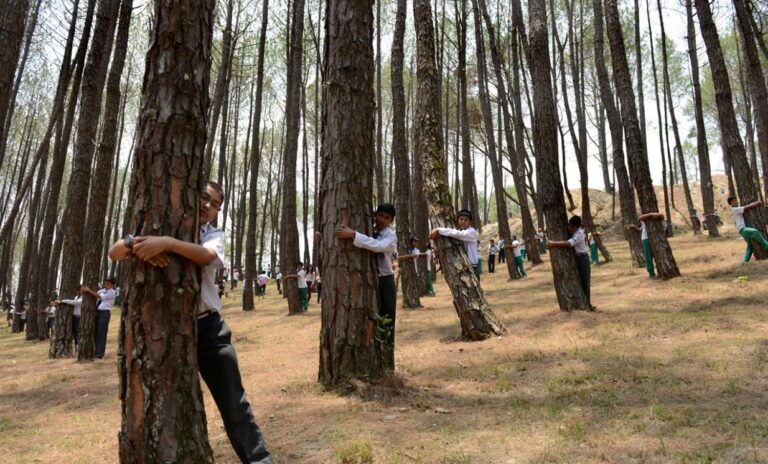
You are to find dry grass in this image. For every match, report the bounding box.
[2,228,768,463]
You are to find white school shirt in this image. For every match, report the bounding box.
[46,305,56,318]
[352,227,397,277]
[589,234,595,245]
[512,242,522,258]
[568,228,589,254]
[640,221,648,240]
[435,226,479,265]
[426,249,433,272]
[200,223,225,314]
[488,245,498,256]
[411,247,421,274]
[731,206,747,231]
[61,295,82,317]
[257,274,270,286]
[97,288,116,311]
[497,239,504,249]
[297,269,308,289]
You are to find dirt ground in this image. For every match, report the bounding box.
[2,227,768,463]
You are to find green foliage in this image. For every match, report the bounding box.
[333,438,374,464]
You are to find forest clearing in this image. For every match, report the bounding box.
[2,230,767,463]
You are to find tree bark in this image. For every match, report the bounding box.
[696,0,768,257]
[593,0,645,266]
[280,0,306,315]
[117,0,215,459]
[393,0,421,308]
[318,0,386,388]
[606,0,680,279]
[527,0,592,311]
[51,0,120,358]
[685,0,719,237]
[78,0,131,362]
[414,0,503,338]
[0,0,31,167]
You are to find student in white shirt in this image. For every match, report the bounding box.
[430,209,481,279]
[497,238,506,263]
[487,240,498,274]
[505,236,528,277]
[81,277,117,358]
[46,302,57,337]
[399,236,436,297]
[108,181,272,463]
[626,212,664,279]
[256,272,271,298]
[547,215,594,309]
[727,196,768,262]
[283,263,309,311]
[315,272,322,303]
[56,288,83,349]
[335,203,399,370]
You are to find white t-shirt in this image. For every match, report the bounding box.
[640,221,648,240]
[436,226,479,265]
[297,269,307,289]
[200,224,225,314]
[512,241,522,258]
[411,248,421,274]
[731,206,746,231]
[46,306,56,318]
[568,228,589,254]
[257,274,270,286]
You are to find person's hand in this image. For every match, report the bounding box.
[133,236,171,261]
[430,228,440,240]
[546,242,554,249]
[53,300,60,306]
[335,225,356,239]
[314,232,322,242]
[80,286,91,294]
[145,253,171,268]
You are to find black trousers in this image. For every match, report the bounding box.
[198,312,272,464]
[488,255,496,273]
[379,275,397,370]
[72,315,81,347]
[95,310,111,358]
[575,253,591,306]
[498,249,505,263]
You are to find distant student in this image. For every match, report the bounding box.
[588,230,601,265]
[275,269,282,295]
[56,289,82,349]
[81,276,117,359]
[497,238,506,263]
[231,268,239,289]
[305,265,316,303]
[546,215,593,309]
[256,271,271,298]
[45,301,56,337]
[283,263,309,312]
[488,240,498,273]
[335,203,398,369]
[430,209,480,279]
[519,238,527,260]
[728,196,768,262]
[536,229,547,254]
[506,236,527,278]
[400,237,435,297]
[626,212,664,279]
[315,272,322,303]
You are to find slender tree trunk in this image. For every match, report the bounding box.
[393,0,421,308]
[19,149,47,338]
[458,0,473,213]
[593,0,645,266]
[634,0,647,146]
[118,0,215,459]
[52,0,121,358]
[696,0,768,257]
[375,0,385,203]
[280,0,306,315]
[0,0,31,166]
[318,0,386,388]
[606,0,680,279]
[734,0,768,200]
[414,0,503,338]
[78,0,131,362]
[527,0,592,310]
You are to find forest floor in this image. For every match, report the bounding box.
[2,227,768,463]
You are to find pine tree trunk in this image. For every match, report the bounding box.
[375,0,385,204]
[657,0,699,234]
[527,0,592,311]
[393,0,421,308]
[52,0,121,358]
[414,0,503,338]
[78,0,130,362]
[0,0,31,166]
[471,0,519,280]
[634,0,647,146]
[696,0,768,256]
[734,0,768,200]
[318,0,386,388]
[606,0,680,279]
[118,0,215,459]
[280,0,305,315]
[593,0,645,267]
[19,153,47,339]
[243,0,269,311]
[458,0,473,212]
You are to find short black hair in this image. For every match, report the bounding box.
[205,181,225,201]
[376,203,396,218]
[105,276,117,285]
[457,209,473,221]
[727,196,737,204]
[410,236,420,243]
[297,261,303,266]
[569,215,583,227]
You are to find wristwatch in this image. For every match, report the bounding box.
[123,234,134,250]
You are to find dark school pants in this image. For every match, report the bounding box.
[198,312,272,464]
[379,275,397,370]
[95,310,111,358]
[72,315,80,347]
[575,253,591,306]
[488,255,496,273]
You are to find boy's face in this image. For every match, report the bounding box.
[200,185,223,224]
[567,223,578,233]
[374,212,393,229]
[457,215,471,230]
[728,198,737,207]
[103,281,113,289]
